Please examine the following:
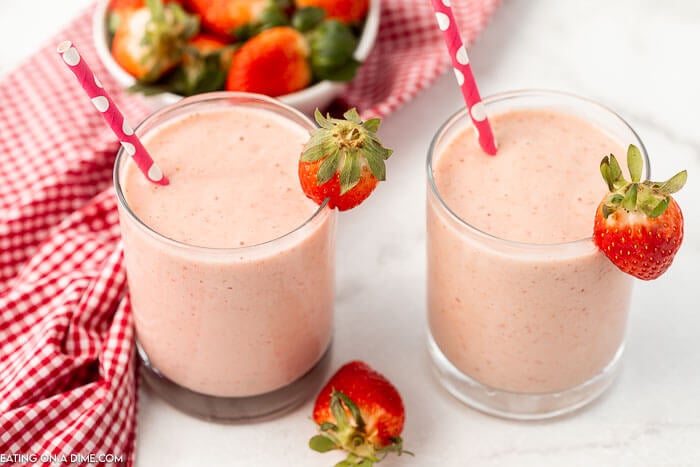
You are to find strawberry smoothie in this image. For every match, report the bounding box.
[427,91,647,418]
[115,94,336,412]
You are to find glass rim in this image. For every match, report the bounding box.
[426,89,650,250]
[114,91,331,253]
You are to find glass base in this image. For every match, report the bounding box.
[137,342,332,423]
[427,333,623,420]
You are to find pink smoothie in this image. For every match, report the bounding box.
[118,105,335,397]
[428,109,634,393]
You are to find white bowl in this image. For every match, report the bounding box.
[92,0,380,114]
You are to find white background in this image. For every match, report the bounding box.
[1,1,699,466]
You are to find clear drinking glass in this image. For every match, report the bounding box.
[426,90,648,419]
[114,93,336,421]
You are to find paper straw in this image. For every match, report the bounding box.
[431,1,497,155]
[56,41,169,185]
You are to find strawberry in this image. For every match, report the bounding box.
[593,144,687,280]
[108,0,179,9]
[225,26,312,96]
[107,0,144,35]
[183,0,287,41]
[298,109,392,211]
[295,0,369,24]
[175,34,235,95]
[309,361,410,465]
[111,0,199,82]
[187,33,229,54]
[108,0,149,9]
[107,0,179,34]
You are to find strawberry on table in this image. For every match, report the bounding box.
[298,109,392,211]
[225,26,311,96]
[111,0,199,82]
[310,361,410,465]
[594,144,687,280]
[295,0,369,24]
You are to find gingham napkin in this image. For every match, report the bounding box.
[0,0,499,464]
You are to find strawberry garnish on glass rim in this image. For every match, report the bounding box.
[593,144,687,280]
[299,109,393,211]
[309,361,411,466]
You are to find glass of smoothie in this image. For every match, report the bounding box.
[426,90,649,419]
[114,92,336,421]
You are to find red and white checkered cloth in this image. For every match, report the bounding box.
[0,0,499,464]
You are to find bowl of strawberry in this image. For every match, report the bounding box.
[92,0,380,114]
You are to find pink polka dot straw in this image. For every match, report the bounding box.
[431,0,497,155]
[56,41,169,185]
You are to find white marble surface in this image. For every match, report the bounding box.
[1,1,699,465]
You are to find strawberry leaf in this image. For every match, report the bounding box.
[309,20,359,82]
[339,151,361,194]
[258,3,288,29]
[317,148,340,184]
[657,170,688,195]
[146,0,165,21]
[330,390,349,427]
[647,196,670,218]
[314,109,334,129]
[316,60,361,82]
[608,154,624,188]
[343,108,362,124]
[292,7,325,32]
[606,193,624,204]
[627,144,643,183]
[128,81,177,96]
[363,139,387,181]
[233,2,288,40]
[602,203,614,219]
[311,20,357,69]
[319,422,337,432]
[333,391,365,431]
[232,23,258,42]
[377,436,412,455]
[178,47,233,95]
[309,435,338,453]
[107,11,122,35]
[128,43,232,97]
[363,118,381,133]
[302,131,336,162]
[137,1,200,83]
[600,156,614,191]
[622,183,638,211]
